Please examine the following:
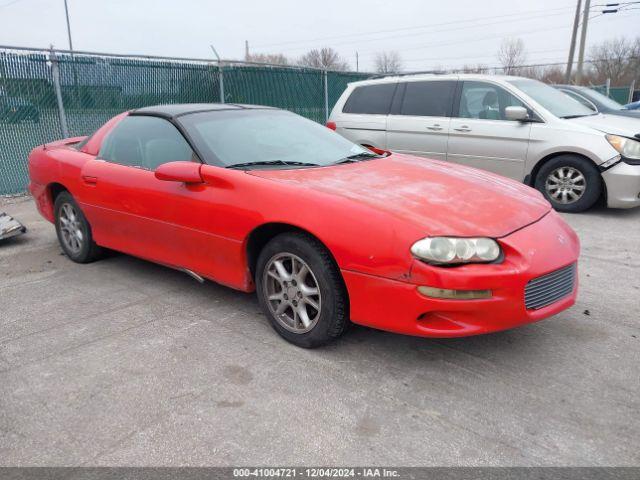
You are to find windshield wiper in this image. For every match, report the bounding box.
[227,160,321,169]
[561,113,598,119]
[334,152,381,165]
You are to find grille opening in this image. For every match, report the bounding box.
[525,264,576,310]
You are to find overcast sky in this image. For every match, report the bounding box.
[0,0,637,71]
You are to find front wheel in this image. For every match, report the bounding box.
[255,232,349,348]
[534,155,602,213]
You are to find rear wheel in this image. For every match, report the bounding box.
[256,232,348,348]
[54,192,103,263]
[535,155,602,213]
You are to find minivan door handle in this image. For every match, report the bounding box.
[427,124,443,131]
[453,126,471,132]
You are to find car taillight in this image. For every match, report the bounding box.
[326,121,337,131]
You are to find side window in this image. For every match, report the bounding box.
[99,115,195,170]
[342,83,396,114]
[562,90,597,111]
[399,81,456,117]
[458,81,527,121]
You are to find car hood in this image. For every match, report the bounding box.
[248,154,551,238]
[568,113,640,137]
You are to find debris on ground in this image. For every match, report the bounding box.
[0,212,26,241]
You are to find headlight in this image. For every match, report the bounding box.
[411,237,501,265]
[606,134,640,160]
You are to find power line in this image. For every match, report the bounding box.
[274,10,582,54]
[253,4,578,51]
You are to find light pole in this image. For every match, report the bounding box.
[63,0,73,52]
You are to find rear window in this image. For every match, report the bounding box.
[342,83,396,114]
[399,80,456,117]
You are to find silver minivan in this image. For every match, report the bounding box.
[328,74,640,212]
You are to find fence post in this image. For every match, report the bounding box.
[605,78,610,97]
[49,48,69,138]
[629,80,636,104]
[323,69,329,123]
[218,63,225,103]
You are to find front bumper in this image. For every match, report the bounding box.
[343,211,580,338]
[602,161,640,208]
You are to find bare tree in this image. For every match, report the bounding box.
[588,37,637,86]
[374,51,403,73]
[497,38,527,75]
[244,52,289,65]
[460,63,488,74]
[298,48,349,71]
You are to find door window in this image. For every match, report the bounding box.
[342,83,397,114]
[398,81,456,117]
[458,81,526,121]
[99,115,196,170]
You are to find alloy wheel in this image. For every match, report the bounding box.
[545,166,586,204]
[58,202,84,254]
[262,253,322,334]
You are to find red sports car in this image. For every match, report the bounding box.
[28,104,580,348]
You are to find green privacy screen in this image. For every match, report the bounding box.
[0,48,369,194]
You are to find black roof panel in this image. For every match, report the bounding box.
[131,103,275,118]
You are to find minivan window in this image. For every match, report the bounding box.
[399,81,455,117]
[508,79,595,118]
[561,90,597,111]
[343,83,396,114]
[458,81,526,121]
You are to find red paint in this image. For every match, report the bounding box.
[325,121,337,130]
[28,111,580,338]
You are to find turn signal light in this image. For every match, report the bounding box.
[418,286,492,300]
[326,121,337,130]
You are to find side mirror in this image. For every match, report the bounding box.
[505,106,529,121]
[155,161,203,183]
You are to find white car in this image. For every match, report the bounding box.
[328,74,640,212]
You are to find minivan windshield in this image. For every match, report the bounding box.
[179,109,372,168]
[508,79,596,119]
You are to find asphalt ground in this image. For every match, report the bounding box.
[1,195,639,466]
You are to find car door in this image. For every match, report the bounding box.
[78,114,223,277]
[447,81,532,180]
[386,80,457,161]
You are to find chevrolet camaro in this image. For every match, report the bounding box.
[28,104,580,348]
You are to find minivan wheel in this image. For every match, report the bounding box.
[535,155,602,213]
[255,232,348,348]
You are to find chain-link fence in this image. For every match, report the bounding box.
[0,46,370,195]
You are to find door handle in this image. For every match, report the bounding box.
[427,124,443,131]
[453,126,471,132]
[82,175,98,185]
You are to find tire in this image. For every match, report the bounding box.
[54,191,103,263]
[255,232,349,348]
[534,155,602,213]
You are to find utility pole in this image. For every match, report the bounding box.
[575,0,591,84]
[355,51,359,72]
[565,0,582,83]
[63,0,73,52]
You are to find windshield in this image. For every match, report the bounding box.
[179,109,369,168]
[508,79,595,118]
[577,87,624,110]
